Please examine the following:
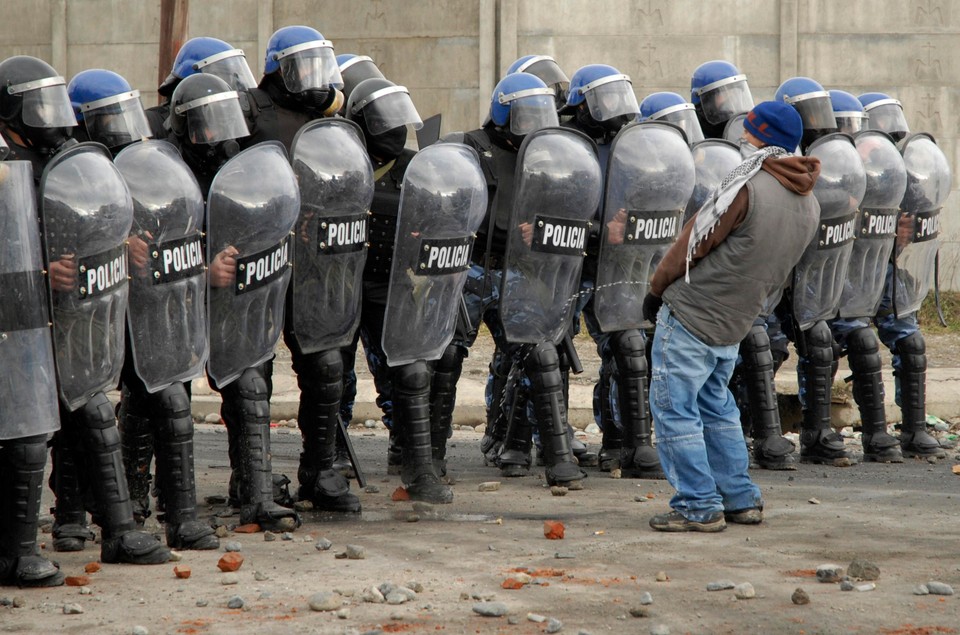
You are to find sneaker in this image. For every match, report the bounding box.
[724,507,764,525]
[648,510,726,533]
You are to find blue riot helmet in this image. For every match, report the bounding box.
[489,72,559,137]
[858,92,910,142]
[264,26,343,94]
[775,77,837,132]
[828,89,867,136]
[158,37,257,97]
[639,91,704,145]
[565,64,639,123]
[337,54,385,104]
[68,69,151,149]
[690,60,753,128]
[0,55,77,152]
[507,55,569,107]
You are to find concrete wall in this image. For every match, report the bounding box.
[6,0,960,290]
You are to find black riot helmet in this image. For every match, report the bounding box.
[0,55,77,152]
[166,74,248,175]
[347,77,422,161]
[337,54,385,108]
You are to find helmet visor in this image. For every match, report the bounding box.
[521,58,570,90]
[509,93,559,136]
[698,76,753,125]
[277,43,344,93]
[179,93,249,144]
[834,112,867,136]
[12,79,77,128]
[865,102,909,137]
[353,86,423,136]
[584,76,639,122]
[83,93,152,148]
[787,92,837,131]
[657,105,704,144]
[200,52,258,92]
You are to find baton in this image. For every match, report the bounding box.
[336,417,366,489]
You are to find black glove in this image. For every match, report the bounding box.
[642,293,663,323]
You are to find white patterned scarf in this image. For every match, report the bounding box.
[685,145,788,281]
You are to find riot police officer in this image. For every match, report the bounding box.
[0,55,170,565]
[858,91,948,459]
[68,69,220,548]
[166,73,301,530]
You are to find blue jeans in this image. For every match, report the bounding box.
[649,306,763,521]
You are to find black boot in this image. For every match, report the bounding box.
[480,348,511,465]
[596,367,622,472]
[798,322,853,465]
[612,330,664,479]
[896,332,945,458]
[498,364,534,477]
[152,384,219,549]
[294,350,360,513]
[77,393,170,564]
[847,328,902,462]
[117,386,155,525]
[396,361,452,503]
[49,419,96,553]
[525,343,585,487]
[0,436,65,587]
[740,324,797,470]
[224,368,301,530]
[430,345,464,478]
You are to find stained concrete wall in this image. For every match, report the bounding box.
[5,0,960,289]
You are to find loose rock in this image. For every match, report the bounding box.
[706,580,735,591]
[11,597,25,608]
[131,626,149,635]
[629,607,650,618]
[281,532,294,541]
[63,603,84,614]
[362,586,385,604]
[528,613,547,623]
[254,571,268,581]
[65,575,90,587]
[336,608,350,619]
[650,625,671,635]
[223,540,243,552]
[365,485,380,494]
[214,526,229,538]
[791,588,810,605]
[848,558,880,581]
[546,617,564,633]
[221,573,239,586]
[204,413,221,423]
[345,544,366,559]
[816,564,843,583]
[263,531,276,542]
[293,500,314,512]
[913,584,930,595]
[734,582,755,599]
[478,481,501,492]
[550,486,568,497]
[639,591,653,605]
[79,587,91,595]
[218,552,244,572]
[472,601,509,617]
[855,583,876,592]
[226,596,244,609]
[173,565,191,579]
[840,580,855,591]
[308,592,341,612]
[927,581,954,595]
[195,600,208,607]
[315,537,333,551]
[84,562,101,574]
[808,497,821,505]
[655,571,669,582]
[543,520,565,540]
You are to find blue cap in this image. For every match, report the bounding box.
[743,101,803,152]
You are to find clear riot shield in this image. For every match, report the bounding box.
[382,143,487,366]
[206,141,300,387]
[499,127,603,344]
[722,112,748,144]
[116,140,208,393]
[0,161,60,438]
[791,133,866,329]
[684,138,740,223]
[594,122,696,333]
[892,133,951,317]
[289,119,374,354]
[838,131,907,318]
[40,143,133,411]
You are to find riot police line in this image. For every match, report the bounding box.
[0,30,951,585]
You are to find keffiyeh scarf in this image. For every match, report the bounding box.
[685,145,788,281]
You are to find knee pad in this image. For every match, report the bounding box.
[846,327,882,375]
[740,325,774,373]
[81,392,118,431]
[3,435,48,470]
[394,361,431,393]
[235,368,269,402]
[896,331,926,373]
[294,348,343,386]
[522,342,560,376]
[612,329,647,379]
[433,344,465,390]
[157,384,194,440]
[803,321,834,367]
